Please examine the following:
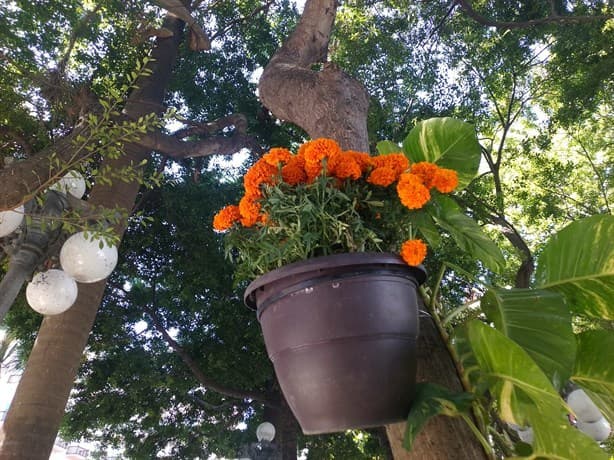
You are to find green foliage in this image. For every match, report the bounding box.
[427,195,506,273]
[481,288,575,389]
[403,383,475,451]
[465,320,607,460]
[402,117,482,189]
[571,330,614,424]
[535,215,614,319]
[226,173,395,281]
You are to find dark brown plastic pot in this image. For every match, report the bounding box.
[244,252,426,435]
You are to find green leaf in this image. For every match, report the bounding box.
[411,210,440,248]
[402,117,481,189]
[403,383,474,451]
[376,140,401,155]
[535,215,614,319]
[466,321,608,460]
[571,330,614,423]
[481,288,575,389]
[428,195,505,273]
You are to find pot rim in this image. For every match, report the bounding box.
[244,251,427,310]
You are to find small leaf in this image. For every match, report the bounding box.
[403,383,474,451]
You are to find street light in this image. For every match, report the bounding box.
[567,389,602,423]
[26,269,78,315]
[50,170,87,199]
[238,422,280,460]
[576,417,611,442]
[0,205,24,238]
[60,231,118,283]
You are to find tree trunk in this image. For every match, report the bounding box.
[0,15,185,460]
[384,312,488,459]
[258,1,489,458]
[264,394,299,459]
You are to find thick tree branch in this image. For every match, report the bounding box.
[172,113,247,139]
[155,0,211,50]
[456,0,613,29]
[137,130,258,159]
[143,290,273,405]
[0,127,34,156]
[259,0,370,151]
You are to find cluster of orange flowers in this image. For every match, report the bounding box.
[213,138,459,267]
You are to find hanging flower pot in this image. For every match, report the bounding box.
[245,252,426,434]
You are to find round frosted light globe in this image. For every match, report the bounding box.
[60,232,118,283]
[50,170,86,199]
[567,389,602,422]
[256,422,275,442]
[577,417,611,442]
[0,205,24,237]
[26,269,78,315]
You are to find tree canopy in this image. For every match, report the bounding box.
[0,0,612,459]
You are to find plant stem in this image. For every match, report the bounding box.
[419,285,494,459]
[442,299,480,327]
[460,414,496,460]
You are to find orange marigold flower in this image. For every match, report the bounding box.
[303,138,342,166]
[304,162,323,182]
[372,153,409,175]
[396,172,431,209]
[367,166,398,186]
[345,150,373,173]
[400,239,427,266]
[243,159,277,197]
[432,168,459,193]
[263,148,293,167]
[281,162,307,185]
[330,154,362,180]
[212,205,241,232]
[410,162,439,189]
[239,196,261,228]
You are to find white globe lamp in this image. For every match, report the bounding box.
[60,232,118,283]
[26,269,78,315]
[567,389,602,422]
[577,417,611,442]
[256,422,275,443]
[51,170,87,199]
[0,205,24,237]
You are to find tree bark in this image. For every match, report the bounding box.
[258,1,489,458]
[264,394,299,460]
[0,15,185,460]
[258,0,369,151]
[385,312,488,459]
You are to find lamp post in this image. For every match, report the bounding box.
[238,422,281,460]
[0,170,118,322]
[0,190,69,322]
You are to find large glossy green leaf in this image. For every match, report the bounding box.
[466,321,608,460]
[535,215,614,319]
[571,330,614,424]
[481,288,575,389]
[410,210,440,248]
[403,383,474,451]
[376,140,401,155]
[402,117,481,189]
[428,195,506,273]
